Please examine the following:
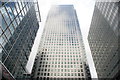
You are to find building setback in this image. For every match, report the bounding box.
[0,0,41,80]
[88,2,120,79]
[31,5,91,80]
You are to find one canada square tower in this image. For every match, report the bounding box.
[31,5,91,80]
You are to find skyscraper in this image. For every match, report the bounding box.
[31,5,91,80]
[0,0,41,79]
[88,2,120,79]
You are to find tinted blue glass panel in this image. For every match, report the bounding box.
[10,2,18,17]
[1,7,11,26]
[2,18,7,31]
[5,6,14,21]
[5,2,15,8]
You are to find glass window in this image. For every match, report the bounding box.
[0,13,2,27]
[81,69,83,72]
[0,34,7,47]
[2,50,7,62]
[9,35,15,46]
[16,16,20,25]
[1,7,11,26]
[18,12,23,21]
[2,17,7,31]
[0,36,4,45]
[21,2,25,8]
[4,56,14,73]
[0,2,2,7]
[24,6,28,15]
[0,45,2,54]
[9,24,14,35]
[10,2,18,17]
[15,2,20,13]
[0,27,3,36]
[21,8,25,17]
[81,73,84,76]
[18,1,23,11]
[4,29,11,40]
[12,20,17,28]
[25,5,29,12]
[27,3,31,9]
[5,4,15,21]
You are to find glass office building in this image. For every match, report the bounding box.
[0,0,41,79]
[31,5,91,80]
[88,2,120,79]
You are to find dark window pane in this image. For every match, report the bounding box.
[2,50,7,62]
[9,35,15,46]
[0,2,2,7]
[9,24,14,35]
[4,41,12,53]
[0,45,2,60]
[4,56,14,73]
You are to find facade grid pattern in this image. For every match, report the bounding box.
[0,0,40,79]
[32,5,90,80]
[88,2,120,79]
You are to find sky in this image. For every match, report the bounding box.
[26,0,98,78]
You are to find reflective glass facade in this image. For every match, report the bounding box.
[95,2,119,36]
[0,0,40,79]
[88,2,120,79]
[31,5,91,80]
